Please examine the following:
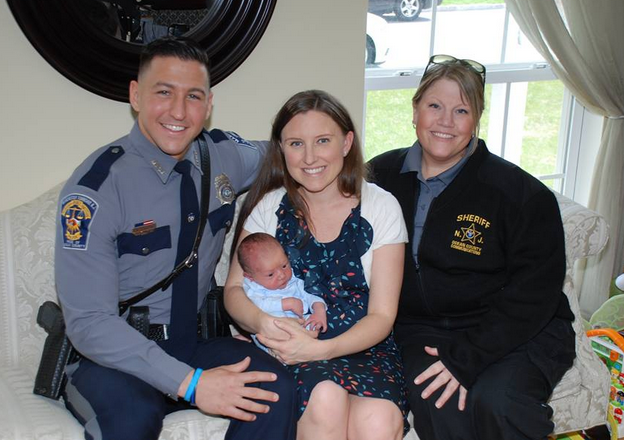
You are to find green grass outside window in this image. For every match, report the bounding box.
[364,81,564,184]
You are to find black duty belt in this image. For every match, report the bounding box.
[147,319,204,342]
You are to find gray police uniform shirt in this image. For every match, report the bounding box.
[55,122,267,396]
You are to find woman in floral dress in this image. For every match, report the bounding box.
[225,90,410,440]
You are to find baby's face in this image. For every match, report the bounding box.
[247,245,292,290]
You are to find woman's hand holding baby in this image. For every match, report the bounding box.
[257,319,332,365]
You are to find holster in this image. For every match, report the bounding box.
[199,287,232,339]
[33,303,151,400]
[33,291,231,400]
[33,301,79,400]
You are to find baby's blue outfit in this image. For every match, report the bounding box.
[244,269,326,353]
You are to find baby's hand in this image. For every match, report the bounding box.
[304,303,327,333]
[282,297,304,318]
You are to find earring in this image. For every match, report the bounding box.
[412,121,417,129]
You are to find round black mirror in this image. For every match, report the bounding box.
[8,0,277,102]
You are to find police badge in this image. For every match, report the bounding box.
[214,174,235,205]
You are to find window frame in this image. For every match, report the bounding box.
[363,4,586,199]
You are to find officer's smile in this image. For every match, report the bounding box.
[130,56,213,161]
[162,123,186,132]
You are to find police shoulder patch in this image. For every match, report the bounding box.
[61,193,99,250]
[224,131,255,148]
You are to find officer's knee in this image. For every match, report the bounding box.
[97,395,165,440]
[269,368,297,414]
[470,384,505,417]
[248,352,296,398]
[470,385,554,439]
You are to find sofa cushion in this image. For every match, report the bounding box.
[0,366,84,439]
[159,411,228,440]
[0,364,230,440]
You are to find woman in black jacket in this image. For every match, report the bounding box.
[368,55,576,440]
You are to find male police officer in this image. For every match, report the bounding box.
[55,37,296,440]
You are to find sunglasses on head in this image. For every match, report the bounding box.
[423,54,486,85]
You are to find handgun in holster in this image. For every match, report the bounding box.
[33,301,79,400]
[33,303,151,400]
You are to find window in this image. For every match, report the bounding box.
[364,0,595,198]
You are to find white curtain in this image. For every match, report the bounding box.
[505,0,624,317]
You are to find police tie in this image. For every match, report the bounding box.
[165,159,200,361]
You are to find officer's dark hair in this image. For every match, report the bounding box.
[237,233,282,274]
[232,89,368,257]
[138,37,211,86]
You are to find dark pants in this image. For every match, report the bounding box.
[63,338,297,440]
[399,317,575,440]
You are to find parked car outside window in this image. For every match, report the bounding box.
[368,0,443,21]
[366,12,390,66]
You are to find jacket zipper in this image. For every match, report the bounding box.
[414,197,435,316]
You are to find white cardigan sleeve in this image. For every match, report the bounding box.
[243,188,286,236]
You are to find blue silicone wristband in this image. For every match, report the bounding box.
[184,368,203,403]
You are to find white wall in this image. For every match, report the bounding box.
[0,1,367,211]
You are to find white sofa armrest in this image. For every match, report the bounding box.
[549,191,610,434]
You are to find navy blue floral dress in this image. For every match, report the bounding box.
[274,195,410,435]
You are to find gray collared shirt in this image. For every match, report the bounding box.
[401,141,470,262]
[56,122,267,396]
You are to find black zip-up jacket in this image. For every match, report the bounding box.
[368,140,574,387]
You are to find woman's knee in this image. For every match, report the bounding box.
[303,381,349,424]
[347,397,403,440]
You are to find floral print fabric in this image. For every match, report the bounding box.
[274,195,410,434]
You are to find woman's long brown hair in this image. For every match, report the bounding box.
[230,89,368,257]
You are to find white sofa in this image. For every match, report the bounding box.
[0,184,610,439]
